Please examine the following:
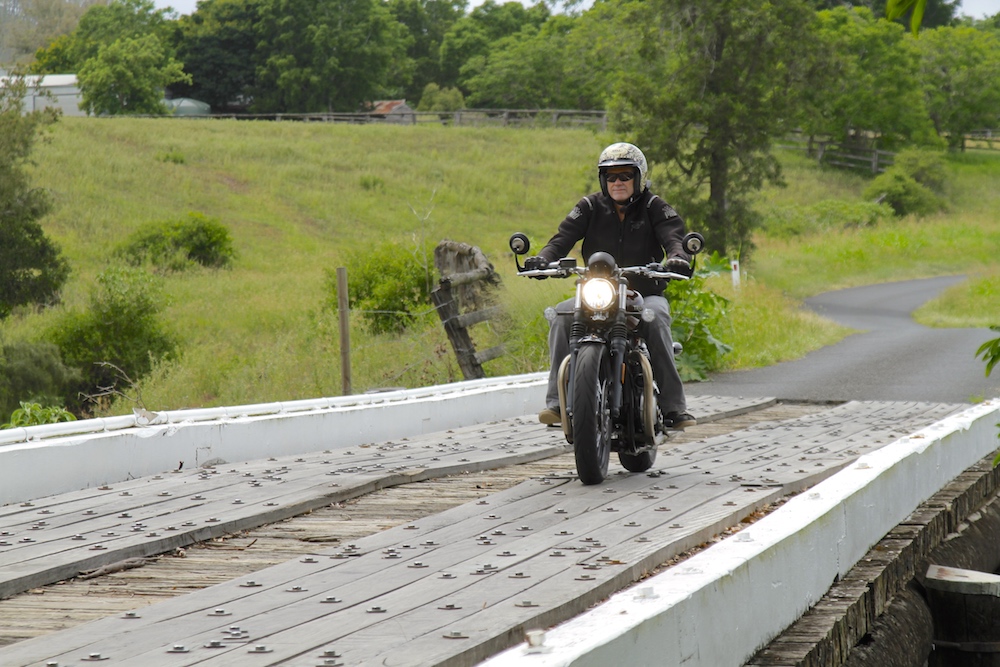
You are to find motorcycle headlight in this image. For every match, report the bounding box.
[581,278,616,311]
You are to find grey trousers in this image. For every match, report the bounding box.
[544,295,688,416]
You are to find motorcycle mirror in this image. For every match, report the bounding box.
[509,233,530,255]
[682,232,705,256]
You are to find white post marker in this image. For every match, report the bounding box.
[730,259,741,288]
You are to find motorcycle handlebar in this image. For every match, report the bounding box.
[516,264,690,281]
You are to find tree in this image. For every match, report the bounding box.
[77,33,190,115]
[438,0,548,91]
[388,0,466,103]
[803,7,936,149]
[613,0,818,256]
[252,0,409,112]
[31,0,177,73]
[462,1,643,110]
[917,26,1000,149]
[0,71,70,319]
[0,0,100,66]
[170,0,260,110]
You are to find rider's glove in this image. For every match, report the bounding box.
[523,256,548,279]
[665,256,692,276]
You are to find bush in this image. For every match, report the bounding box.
[115,212,235,272]
[862,148,947,217]
[0,340,79,417]
[417,83,465,112]
[863,171,942,217]
[666,257,732,381]
[47,265,177,413]
[326,240,434,335]
[762,199,895,238]
[2,401,76,429]
[891,148,948,194]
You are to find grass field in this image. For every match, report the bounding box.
[5,118,999,415]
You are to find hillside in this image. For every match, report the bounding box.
[5,118,1000,414]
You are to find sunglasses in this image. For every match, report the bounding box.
[605,172,635,183]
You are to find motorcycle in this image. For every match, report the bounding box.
[509,231,704,485]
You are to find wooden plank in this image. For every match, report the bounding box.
[2,397,936,667]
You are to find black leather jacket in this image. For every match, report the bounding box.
[536,189,690,297]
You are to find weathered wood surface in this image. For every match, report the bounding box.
[0,395,764,603]
[0,399,961,667]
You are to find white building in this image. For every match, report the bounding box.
[1,73,85,117]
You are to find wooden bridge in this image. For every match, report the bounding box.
[2,393,993,666]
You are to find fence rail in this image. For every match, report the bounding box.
[161,108,609,129]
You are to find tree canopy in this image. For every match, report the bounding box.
[0,72,70,319]
[614,0,819,255]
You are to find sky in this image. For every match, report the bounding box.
[153,0,997,20]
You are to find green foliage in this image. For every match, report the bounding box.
[0,340,79,418]
[762,199,896,238]
[327,240,434,335]
[252,0,409,113]
[32,0,177,74]
[860,147,948,218]
[417,83,465,112]
[614,0,817,256]
[438,0,549,91]
[77,33,191,115]
[805,7,935,149]
[115,212,236,272]
[170,0,261,111]
[387,0,466,102]
[1,401,76,429]
[863,168,943,217]
[46,265,177,413]
[978,325,1000,377]
[666,270,732,381]
[891,147,949,193]
[0,70,70,320]
[916,26,1000,151]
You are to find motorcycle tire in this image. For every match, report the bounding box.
[572,343,612,485]
[618,448,656,473]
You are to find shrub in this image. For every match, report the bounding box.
[47,265,177,413]
[327,240,434,335]
[666,257,732,381]
[116,212,235,272]
[891,148,948,193]
[2,401,76,429]
[862,148,947,217]
[417,83,465,112]
[863,171,942,217]
[0,340,79,418]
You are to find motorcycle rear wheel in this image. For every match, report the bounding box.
[572,344,612,485]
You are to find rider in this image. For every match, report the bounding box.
[524,141,697,430]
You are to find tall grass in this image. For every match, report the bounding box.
[6,119,999,414]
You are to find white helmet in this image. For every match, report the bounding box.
[598,142,648,203]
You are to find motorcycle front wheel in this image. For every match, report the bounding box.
[618,447,656,473]
[572,344,612,485]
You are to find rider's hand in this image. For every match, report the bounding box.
[523,256,548,279]
[665,256,692,275]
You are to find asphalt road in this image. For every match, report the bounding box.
[685,275,1000,404]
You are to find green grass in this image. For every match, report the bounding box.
[5,118,1000,415]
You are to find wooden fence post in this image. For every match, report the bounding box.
[336,267,351,395]
[432,241,504,381]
